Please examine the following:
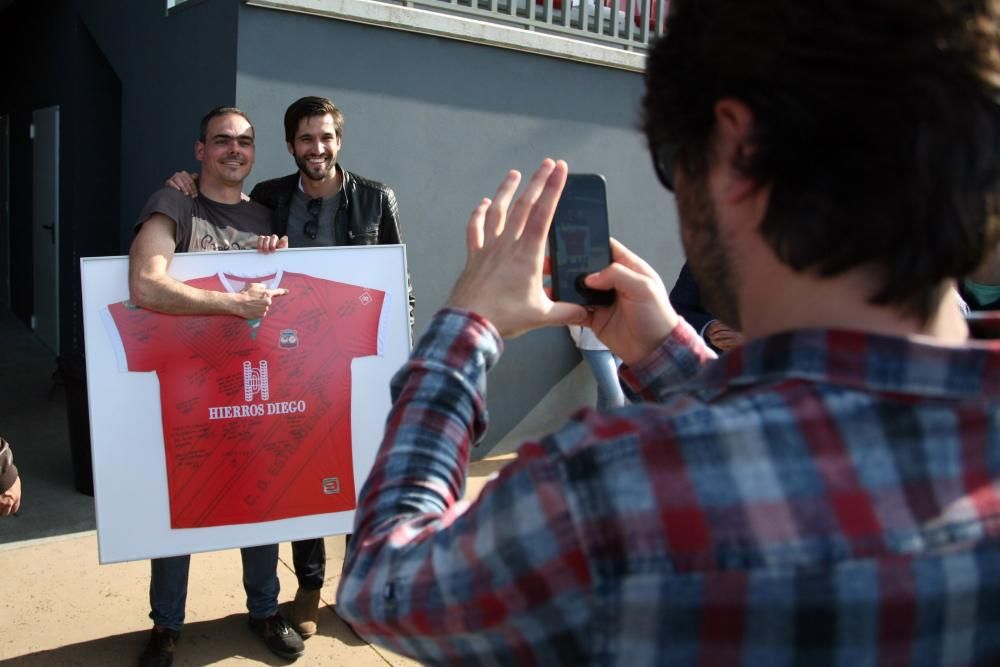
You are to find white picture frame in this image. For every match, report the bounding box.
[81,245,410,564]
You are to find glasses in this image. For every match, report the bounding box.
[651,141,678,192]
[304,197,322,240]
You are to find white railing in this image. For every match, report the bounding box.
[392,0,668,52]
[243,0,666,72]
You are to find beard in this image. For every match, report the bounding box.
[294,152,336,181]
[676,170,741,330]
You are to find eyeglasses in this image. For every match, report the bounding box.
[651,141,678,192]
[304,197,322,240]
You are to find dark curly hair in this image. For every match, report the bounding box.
[643,0,1000,320]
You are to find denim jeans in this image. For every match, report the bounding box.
[291,538,325,590]
[581,348,625,409]
[149,543,279,631]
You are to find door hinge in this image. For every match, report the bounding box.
[29,124,35,140]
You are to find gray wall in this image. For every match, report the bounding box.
[75,0,242,249]
[235,6,685,454]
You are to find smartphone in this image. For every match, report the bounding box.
[548,173,615,307]
[966,311,1000,339]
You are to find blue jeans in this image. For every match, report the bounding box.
[149,544,280,631]
[291,538,326,590]
[581,348,625,410]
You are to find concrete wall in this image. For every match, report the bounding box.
[234,5,685,454]
[74,0,243,250]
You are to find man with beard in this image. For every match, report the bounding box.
[168,96,410,639]
[250,96,410,639]
[333,0,1000,664]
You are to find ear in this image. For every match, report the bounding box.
[195,140,205,163]
[713,98,758,202]
[286,141,295,156]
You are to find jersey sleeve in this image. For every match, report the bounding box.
[315,276,387,359]
[104,300,169,373]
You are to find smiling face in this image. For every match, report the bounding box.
[288,113,341,182]
[195,113,255,188]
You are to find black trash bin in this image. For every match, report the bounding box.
[58,354,94,496]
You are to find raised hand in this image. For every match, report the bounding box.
[445,159,588,338]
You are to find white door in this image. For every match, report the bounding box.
[32,106,60,354]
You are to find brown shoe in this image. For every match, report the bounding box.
[291,587,322,638]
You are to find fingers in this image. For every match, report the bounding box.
[607,238,661,280]
[518,160,568,246]
[585,260,660,302]
[267,288,289,298]
[505,159,559,241]
[166,171,199,197]
[466,198,491,253]
[256,234,288,253]
[585,240,663,292]
[482,171,521,240]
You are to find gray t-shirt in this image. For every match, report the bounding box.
[136,188,274,253]
[287,188,341,248]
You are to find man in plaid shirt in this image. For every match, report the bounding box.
[337,0,1000,664]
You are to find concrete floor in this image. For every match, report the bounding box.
[0,309,516,665]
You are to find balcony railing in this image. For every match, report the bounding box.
[390,0,668,51]
[244,0,667,72]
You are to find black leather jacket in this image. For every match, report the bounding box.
[249,165,403,246]
[249,165,414,322]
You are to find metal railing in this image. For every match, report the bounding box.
[242,0,661,70]
[385,0,668,52]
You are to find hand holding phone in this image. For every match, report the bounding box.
[548,173,615,307]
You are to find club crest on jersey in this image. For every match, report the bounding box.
[322,477,340,495]
[279,329,298,349]
[359,290,373,306]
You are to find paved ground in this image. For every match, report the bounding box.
[0,455,514,666]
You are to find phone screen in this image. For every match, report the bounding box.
[548,173,615,306]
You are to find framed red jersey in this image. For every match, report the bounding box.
[81,246,411,563]
[105,271,386,528]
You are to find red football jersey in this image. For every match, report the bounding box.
[105,271,386,528]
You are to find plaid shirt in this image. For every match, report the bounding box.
[338,309,1000,666]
